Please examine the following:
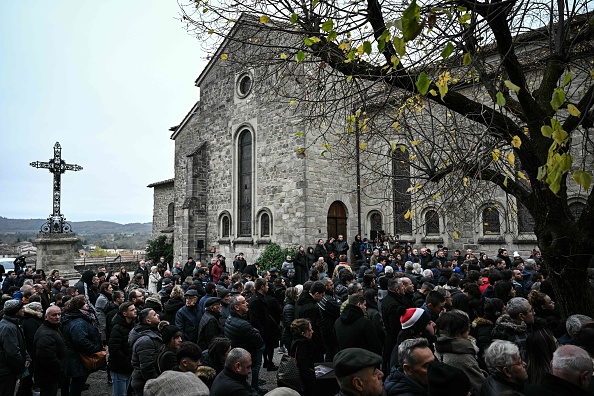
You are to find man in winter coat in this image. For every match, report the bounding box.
[33,306,66,396]
[384,338,434,396]
[334,294,382,355]
[224,295,265,394]
[134,261,149,290]
[381,277,415,373]
[0,300,30,396]
[129,308,162,396]
[175,289,201,342]
[491,297,534,359]
[210,347,258,396]
[108,302,137,396]
[333,348,384,396]
[481,340,527,396]
[197,297,223,350]
[248,279,277,371]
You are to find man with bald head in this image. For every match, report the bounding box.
[33,306,67,396]
[524,345,592,396]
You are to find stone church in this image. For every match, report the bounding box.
[149,18,589,264]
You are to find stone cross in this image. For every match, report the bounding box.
[30,142,83,233]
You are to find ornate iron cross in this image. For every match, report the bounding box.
[30,142,83,233]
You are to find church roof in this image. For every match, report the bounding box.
[147,178,174,188]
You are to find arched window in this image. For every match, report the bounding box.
[483,206,501,234]
[260,213,271,237]
[392,149,412,235]
[167,203,174,227]
[569,201,586,221]
[221,215,230,238]
[370,212,383,240]
[327,201,347,239]
[425,210,440,235]
[238,130,252,236]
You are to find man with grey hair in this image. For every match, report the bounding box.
[383,338,434,395]
[381,277,415,372]
[558,314,594,345]
[524,345,592,396]
[210,347,257,396]
[481,340,527,395]
[491,297,534,359]
[224,294,265,394]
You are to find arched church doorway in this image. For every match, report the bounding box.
[327,201,347,239]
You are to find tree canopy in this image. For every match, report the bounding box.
[180,0,594,316]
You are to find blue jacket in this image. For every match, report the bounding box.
[175,304,201,342]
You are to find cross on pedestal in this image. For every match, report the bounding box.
[30,142,83,233]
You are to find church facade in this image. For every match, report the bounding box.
[149,21,589,265]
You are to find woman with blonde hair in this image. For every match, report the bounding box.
[161,285,185,323]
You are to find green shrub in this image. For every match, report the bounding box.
[257,243,297,271]
[145,235,173,265]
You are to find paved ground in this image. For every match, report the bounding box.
[84,348,284,396]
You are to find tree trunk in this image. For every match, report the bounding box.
[536,222,594,317]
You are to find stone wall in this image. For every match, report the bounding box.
[150,180,174,239]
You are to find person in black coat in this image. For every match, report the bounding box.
[61,296,103,396]
[289,319,318,396]
[334,294,382,356]
[33,306,67,396]
[381,277,415,373]
[17,301,44,396]
[294,246,308,286]
[210,347,257,396]
[294,281,326,362]
[74,270,99,306]
[107,302,136,396]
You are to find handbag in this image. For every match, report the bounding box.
[277,352,305,393]
[79,349,107,371]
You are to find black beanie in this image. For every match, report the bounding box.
[427,361,471,396]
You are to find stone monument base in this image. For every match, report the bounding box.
[34,233,81,280]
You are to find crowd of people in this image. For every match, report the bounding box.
[1,235,593,396]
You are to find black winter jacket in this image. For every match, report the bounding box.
[33,321,66,386]
[334,304,382,355]
[129,324,163,382]
[224,311,264,357]
[107,313,134,374]
[294,292,324,360]
[197,310,223,350]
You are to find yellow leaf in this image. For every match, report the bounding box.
[393,121,399,130]
[404,209,412,220]
[517,171,527,180]
[431,192,441,199]
[391,141,397,151]
[567,104,581,117]
[504,80,521,94]
[436,72,450,100]
[400,145,406,152]
[506,153,515,167]
[453,229,460,239]
[259,15,270,24]
[590,70,594,79]
[338,42,350,51]
[511,135,522,148]
[220,53,228,61]
[463,177,468,187]
[279,53,287,59]
[208,29,215,34]
[411,140,420,146]
[289,100,297,105]
[572,170,592,190]
[492,149,501,162]
[429,89,437,96]
[360,142,367,150]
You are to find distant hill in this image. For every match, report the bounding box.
[0,216,151,235]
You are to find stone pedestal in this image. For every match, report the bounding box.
[34,233,81,280]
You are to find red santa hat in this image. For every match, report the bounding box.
[400,308,428,330]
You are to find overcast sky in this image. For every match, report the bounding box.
[0,1,206,224]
